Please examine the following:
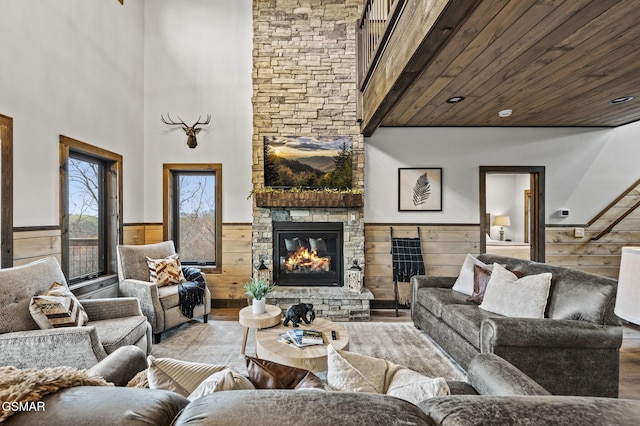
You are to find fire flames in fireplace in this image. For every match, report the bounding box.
[284,247,331,273]
[273,222,343,286]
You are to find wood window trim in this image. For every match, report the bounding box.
[163,163,223,274]
[60,135,123,281]
[0,115,13,268]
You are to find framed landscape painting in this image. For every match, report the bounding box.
[264,136,353,189]
[398,168,442,211]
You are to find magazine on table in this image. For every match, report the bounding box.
[278,329,324,347]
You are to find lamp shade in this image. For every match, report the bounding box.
[615,247,640,325]
[493,215,511,227]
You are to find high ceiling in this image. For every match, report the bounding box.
[377,0,640,129]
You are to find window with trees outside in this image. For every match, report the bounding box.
[163,164,222,271]
[68,154,106,280]
[60,136,122,285]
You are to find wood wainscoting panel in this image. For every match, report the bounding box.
[123,224,145,245]
[143,224,164,244]
[545,224,640,279]
[13,228,62,266]
[546,181,640,279]
[364,224,480,301]
[122,223,164,245]
[206,223,253,301]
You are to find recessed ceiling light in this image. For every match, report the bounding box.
[446,96,465,104]
[498,109,512,117]
[608,96,634,105]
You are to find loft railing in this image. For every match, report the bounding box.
[357,0,406,91]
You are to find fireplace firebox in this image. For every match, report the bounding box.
[273,222,343,286]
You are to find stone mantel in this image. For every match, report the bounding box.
[254,192,363,208]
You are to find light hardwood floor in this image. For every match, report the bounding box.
[620,323,640,400]
[211,308,640,400]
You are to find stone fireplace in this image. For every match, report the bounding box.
[251,0,368,320]
[252,206,372,321]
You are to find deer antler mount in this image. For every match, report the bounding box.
[161,114,211,149]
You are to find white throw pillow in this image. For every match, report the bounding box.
[479,263,552,318]
[326,346,450,404]
[326,345,385,393]
[386,368,450,404]
[452,254,486,296]
[188,368,255,401]
[147,356,231,397]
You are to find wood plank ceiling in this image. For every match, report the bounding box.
[378,0,640,129]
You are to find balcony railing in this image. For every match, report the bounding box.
[70,238,100,279]
[357,0,406,91]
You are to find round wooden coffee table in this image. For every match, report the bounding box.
[255,317,349,372]
[239,304,282,354]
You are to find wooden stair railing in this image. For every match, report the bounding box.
[589,178,640,241]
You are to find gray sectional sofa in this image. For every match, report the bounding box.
[7,346,640,425]
[411,253,623,397]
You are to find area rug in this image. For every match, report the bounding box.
[150,320,466,381]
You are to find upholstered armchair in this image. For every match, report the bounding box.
[0,256,152,369]
[117,241,211,343]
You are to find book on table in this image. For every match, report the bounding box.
[278,329,324,348]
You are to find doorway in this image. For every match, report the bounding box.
[479,166,545,262]
[0,114,13,268]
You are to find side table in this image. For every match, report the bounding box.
[238,304,282,354]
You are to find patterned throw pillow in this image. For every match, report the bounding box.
[146,253,186,287]
[29,282,89,329]
[146,356,245,397]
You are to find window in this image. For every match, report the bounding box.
[67,154,106,279]
[60,136,122,284]
[163,164,222,271]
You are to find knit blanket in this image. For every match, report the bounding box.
[391,237,425,305]
[391,237,425,283]
[178,266,207,319]
[0,365,111,423]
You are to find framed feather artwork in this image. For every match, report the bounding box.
[398,168,443,211]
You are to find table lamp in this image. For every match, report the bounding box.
[615,247,640,325]
[493,215,511,241]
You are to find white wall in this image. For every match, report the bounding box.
[365,125,640,225]
[5,1,640,231]
[0,0,145,225]
[143,0,254,223]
